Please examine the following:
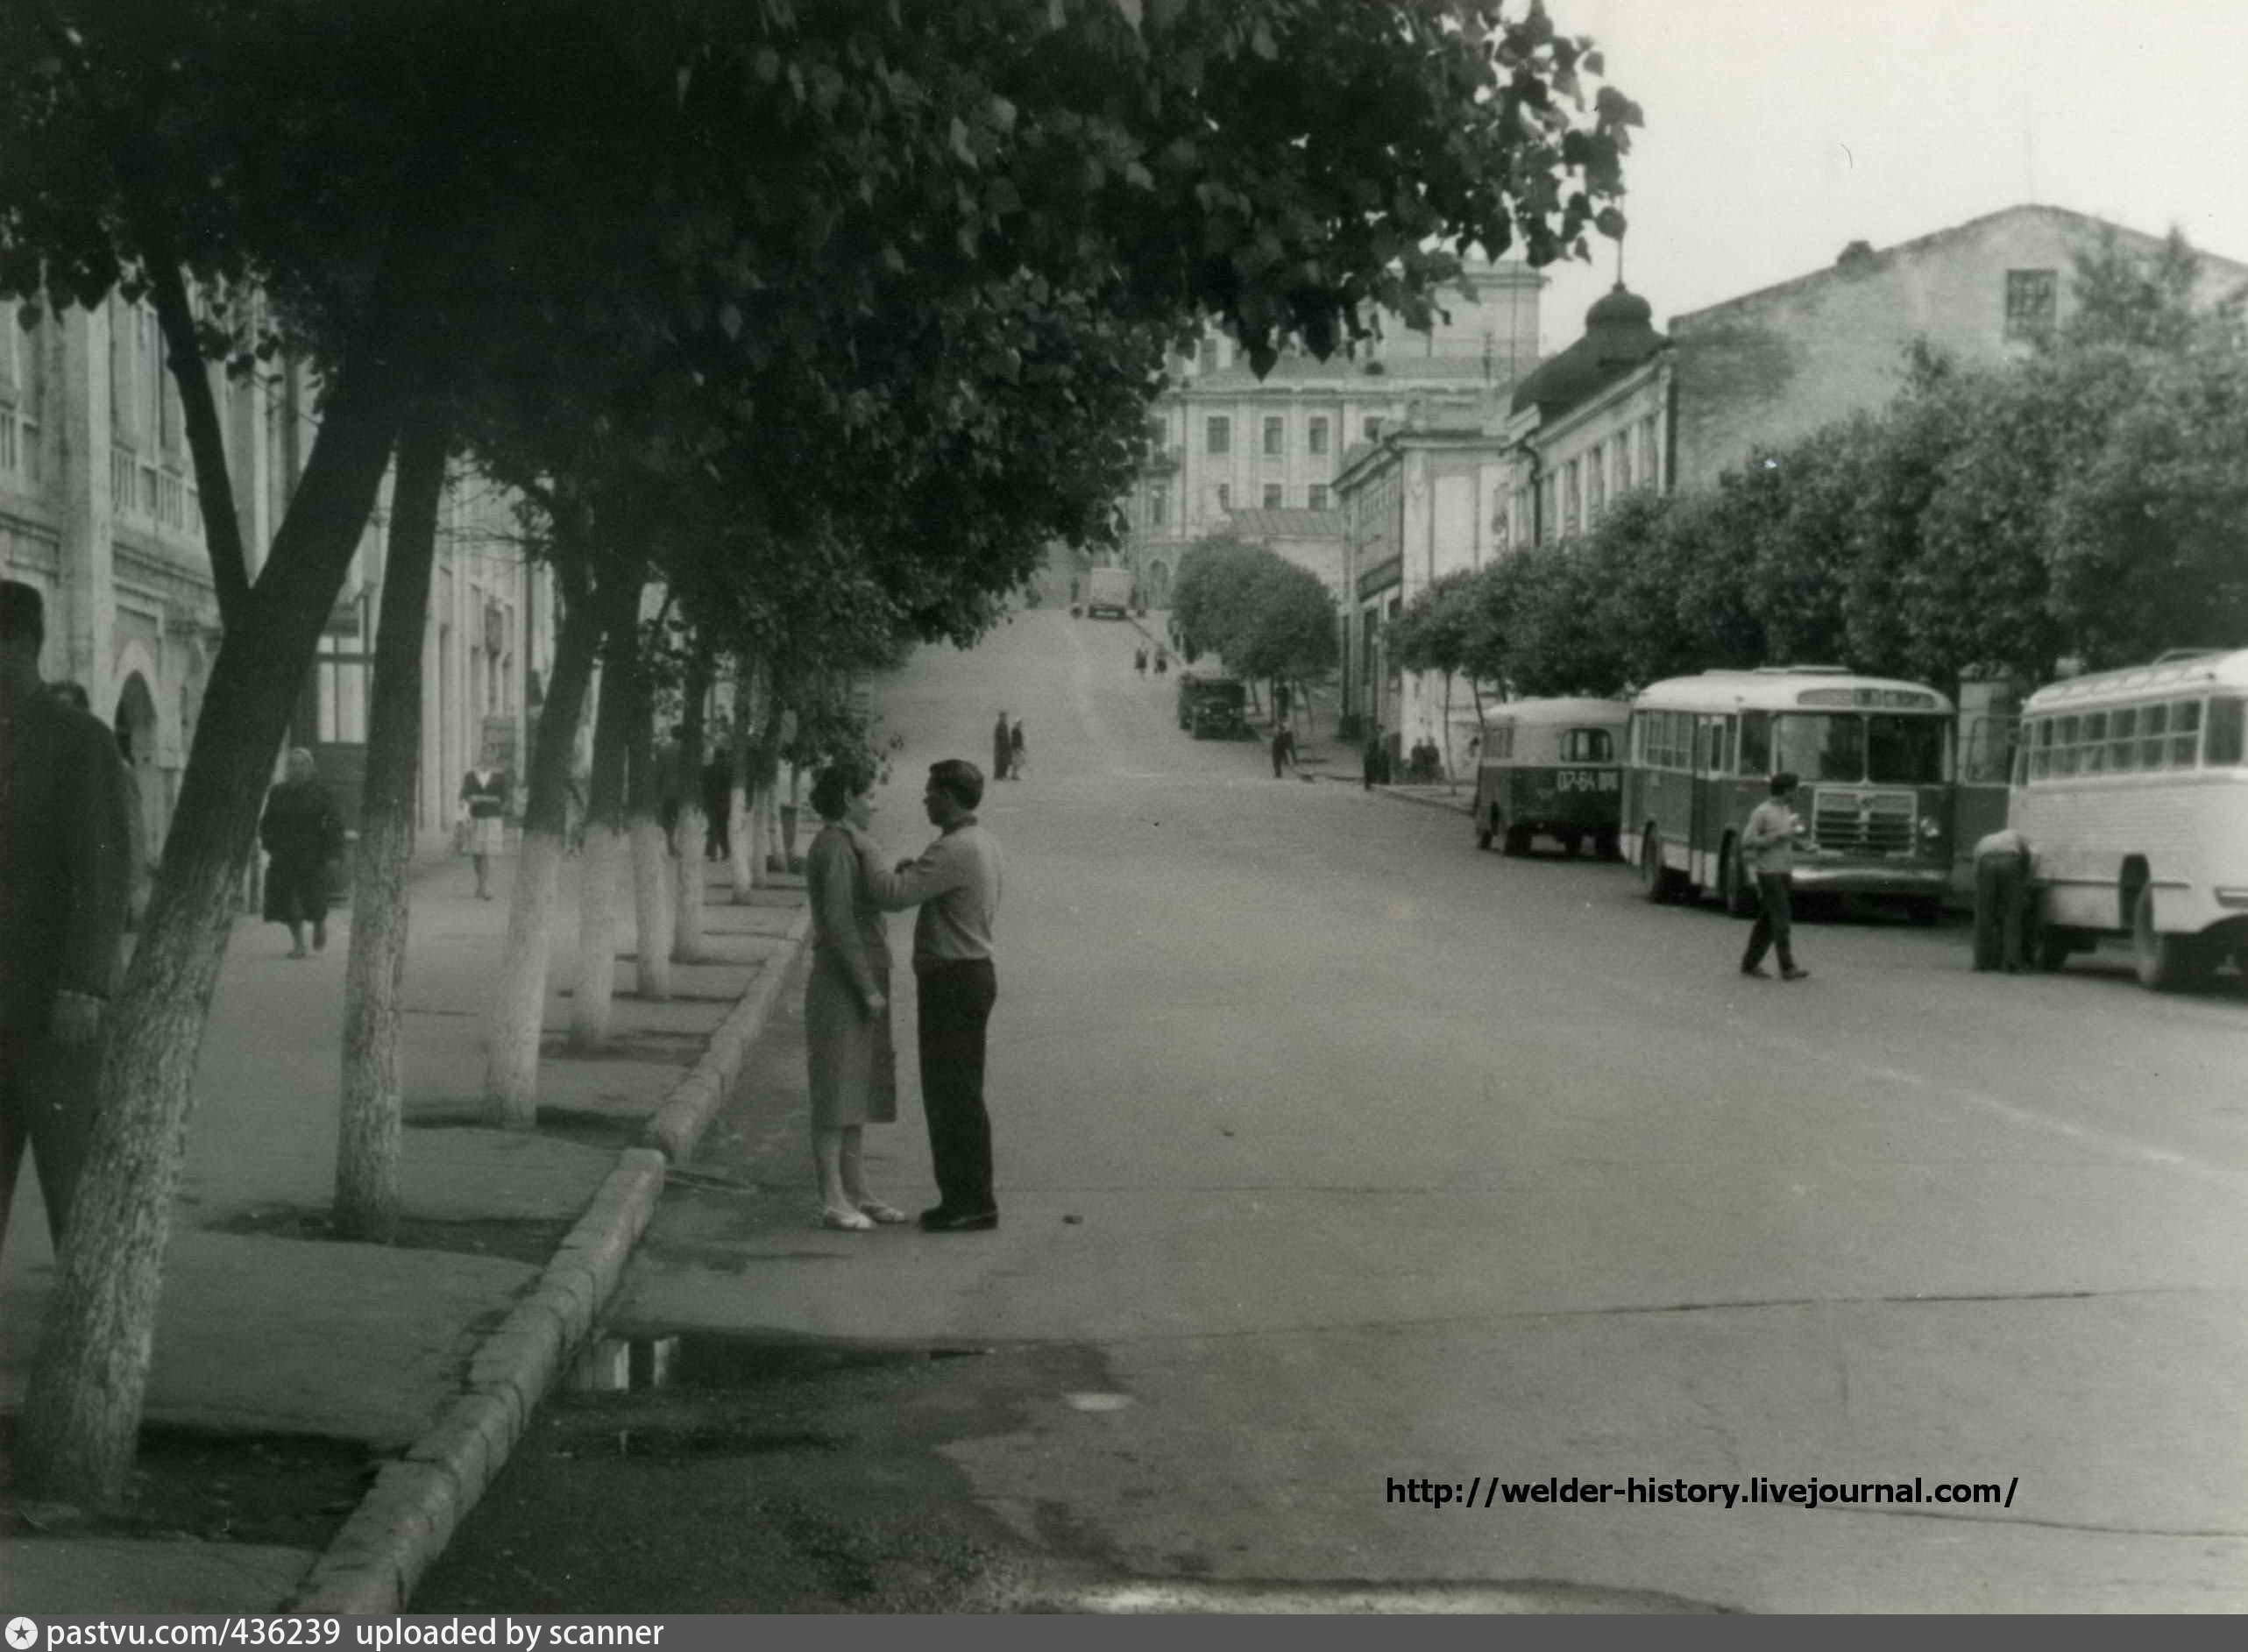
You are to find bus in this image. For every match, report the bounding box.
[1471,698,1631,859]
[1621,666,1955,923]
[2007,648,2248,989]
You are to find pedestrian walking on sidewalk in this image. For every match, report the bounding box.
[702,747,734,861]
[1362,723,1388,790]
[261,748,345,959]
[990,709,1012,783]
[1270,723,1297,777]
[1009,717,1028,780]
[458,756,509,900]
[1738,771,1810,982]
[858,759,1004,1233]
[0,581,134,1256]
[803,763,906,1232]
[1134,647,1147,677]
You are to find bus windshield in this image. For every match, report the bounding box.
[1772,713,1947,784]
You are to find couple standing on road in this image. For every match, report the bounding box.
[801,757,1004,1236]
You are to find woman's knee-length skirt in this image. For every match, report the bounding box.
[803,947,898,1128]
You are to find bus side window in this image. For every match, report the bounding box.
[1739,711,1770,776]
[2169,698,2201,767]
[2208,697,2245,766]
[2028,716,2051,780]
[2136,703,2166,770]
[2053,714,2081,776]
[2081,710,2110,774]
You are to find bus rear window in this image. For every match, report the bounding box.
[1559,728,1613,763]
[2209,697,2245,766]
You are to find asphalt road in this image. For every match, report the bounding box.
[424,606,2248,1613]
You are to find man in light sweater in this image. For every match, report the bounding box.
[1739,770,1810,982]
[860,759,1005,1231]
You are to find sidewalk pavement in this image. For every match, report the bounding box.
[1,837,811,1613]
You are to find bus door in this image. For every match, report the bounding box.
[1691,714,1734,889]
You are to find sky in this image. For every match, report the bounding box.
[1521,0,2248,351]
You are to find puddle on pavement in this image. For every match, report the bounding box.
[570,1329,989,1394]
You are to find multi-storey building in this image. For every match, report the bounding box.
[1117,259,1543,606]
[0,296,548,870]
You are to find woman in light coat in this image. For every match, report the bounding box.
[802,762,905,1230]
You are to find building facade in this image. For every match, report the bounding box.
[1112,259,1544,608]
[0,295,548,875]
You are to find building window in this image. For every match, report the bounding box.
[1149,484,1167,527]
[1562,460,1581,538]
[1198,338,1218,373]
[1216,482,1231,511]
[1587,446,1606,526]
[2004,269,2058,343]
[1205,415,1230,455]
[1262,482,1283,509]
[1308,484,1329,510]
[1308,416,1330,456]
[1638,415,1659,490]
[1145,415,1166,446]
[1364,415,1382,442]
[1263,415,1285,457]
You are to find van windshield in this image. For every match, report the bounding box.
[1772,713,1948,784]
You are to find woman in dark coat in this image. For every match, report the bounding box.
[802,762,904,1230]
[260,747,344,959]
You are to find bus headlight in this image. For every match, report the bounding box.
[1918,817,1944,840]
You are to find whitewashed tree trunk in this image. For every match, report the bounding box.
[727,671,756,899]
[484,831,564,1124]
[672,798,709,961]
[569,826,625,1046]
[481,585,601,1127]
[628,820,673,998]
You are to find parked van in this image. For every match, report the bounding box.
[1471,698,1631,859]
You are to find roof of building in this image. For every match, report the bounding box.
[1670,202,2248,330]
[1509,283,1666,419]
[1223,508,1346,539]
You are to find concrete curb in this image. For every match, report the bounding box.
[289,897,814,1613]
[644,904,814,1163]
[1308,770,1476,817]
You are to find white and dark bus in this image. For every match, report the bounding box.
[2009,648,2248,988]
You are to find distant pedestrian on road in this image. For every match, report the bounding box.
[264,748,345,959]
[458,755,510,900]
[701,747,734,861]
[1009,717,1028,780]
[1270,723,1296,777]
[858,760,1003,1233]
[1738,770,1810,982]
[991,709,1012,783]
[1152,647,1168,677]
[1,580,134,1256]
[803,763,906,1232]
[1134,647,1147,677]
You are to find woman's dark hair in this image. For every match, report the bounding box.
[810,762,868,821]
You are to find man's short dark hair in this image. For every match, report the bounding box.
[928,759,983,812]
[1,579,46,647]
[1770,770,1800,795]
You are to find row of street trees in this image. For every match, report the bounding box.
[1388,230,2248,721]
[1170,533,1340,723]
[1,0,1638,1502]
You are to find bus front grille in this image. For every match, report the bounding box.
[1809,789,1917,855]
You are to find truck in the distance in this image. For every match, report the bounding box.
[1082,566,1134,619]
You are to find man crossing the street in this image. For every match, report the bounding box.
[1739,770,1810,982]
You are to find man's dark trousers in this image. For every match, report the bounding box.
[0,1032,101,1251]
[1741,872,1796,973]
[916,959,998,1216]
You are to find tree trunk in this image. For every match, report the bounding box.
[334,413,449,1242]
[482,585,600,1126]
[18,339,405,1506]
[568,618,633,1049]
[727,663,757,900]
[621,647,673,1000]
[671,647,713,962]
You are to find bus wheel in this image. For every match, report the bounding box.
[1502,825,1531,857]
[1639,832,1680,904]
[2132,886,2209,990]
[1594,828,1620,862]
[1561,832,1584,859]
[2033,921,2076,973]
[1720,839,1757,919]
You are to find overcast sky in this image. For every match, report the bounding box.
[1523,0,2248,351]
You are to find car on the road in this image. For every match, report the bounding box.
[1175,673,1250,739]
[1472,698,1630,859]
[1082,566,1134,619]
